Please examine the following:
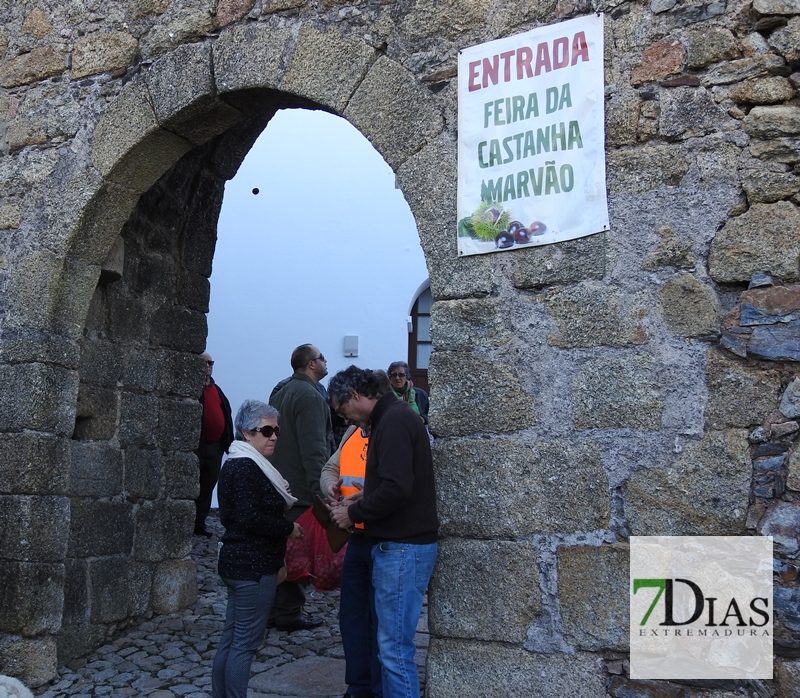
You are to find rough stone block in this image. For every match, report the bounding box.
[659,86,728,139]
[748,321,800,361]
[70,441,123,497]
[630,38,685,85]
[705,349,782,429]
[151,559,197,613]
[625,429,751,535]
[282,25,375,113]
[123,349,159,392]
[396,138,495,300]
[741,168,800,203]
[605,90,640,147]
[708,201,800,283]
[215,0,254,27]
[429,298,510,350]
[177,271,211,313]
[758,502,800,555]
[124,448,162,500]
[78,339,122,388]
[429,537,541,643]
[0,562,64,634]
[68,499,134,557]
[657,272,721,337]
[770,16,800,65]
[558,544,629,652]
[106,286,149,343]
[156,350,205,397]
[511,233,608,289]
[91,79,192,191]
[71,31,138,80]
[400,0,490,41]
[606,144,688,195]
[131,253,176,295]
[150,304,207,353]
[681,26,740,69]
[426,639,605,697]
[0,433,69,495]
[73,384,119,441]
[750,137,800,164]
[731,76,796,105]
[134,500,193,562]
[62,558,88,625]
[0,495,69,561]
[702,53,786,87]
[56,622,106,666]
[0,363,77,436]
[69,180,142,266]
[754,0,800,14]
[776,658,800,698]
[434,438,608,537]
[0,46,65,88]
[571,354,663,430]
[782,378,800,419]
[157,397,202,451]
[546,282,647,348]
[428,353,535,437]
[88,556,151,622]
[743,105,800,140]
[145,42,242,145]
[138,5,215,60]
[344,56,444,170]
[0,634,57,689]
[119,392,159,447]
[164,451,200,499]
[213,22,293,94]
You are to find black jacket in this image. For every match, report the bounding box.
[348,393,438,544]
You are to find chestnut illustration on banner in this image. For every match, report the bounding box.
[494,230,514,248]
[529,221,547,235]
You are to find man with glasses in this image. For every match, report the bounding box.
[195,351,233,537]
[268,343,332,631]
[328,366,438,698]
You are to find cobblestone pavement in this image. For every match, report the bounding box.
[34,513,429,698]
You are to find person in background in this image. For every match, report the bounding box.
[195,351,233,537]
[386,361,429,425]
[328,366,438,698]
[212,400,303,698]
[268,344,332,631]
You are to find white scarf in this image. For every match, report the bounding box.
[226,440,298,509]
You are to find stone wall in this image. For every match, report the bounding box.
[0,0,798,694]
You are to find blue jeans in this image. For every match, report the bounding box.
[341,534,382,698]
[371,541,437,698]
[212,575,277,698]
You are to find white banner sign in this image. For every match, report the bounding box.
[457,14,609,256]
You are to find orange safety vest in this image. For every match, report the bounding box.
[339,428,369,530]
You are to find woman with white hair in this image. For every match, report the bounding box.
[212,399,303,698]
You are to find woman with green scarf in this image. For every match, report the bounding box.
[387,361,429,425]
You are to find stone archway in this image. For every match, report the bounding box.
[0,16,459,684]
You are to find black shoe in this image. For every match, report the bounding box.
[193,527,212,538]
[274,616,324,632]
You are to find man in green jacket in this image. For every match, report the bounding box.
[268,343,332,631]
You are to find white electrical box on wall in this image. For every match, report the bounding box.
[343,335,359,357]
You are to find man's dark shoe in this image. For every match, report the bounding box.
[275,616,323,632]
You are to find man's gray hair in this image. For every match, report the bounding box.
[234,399,280,440]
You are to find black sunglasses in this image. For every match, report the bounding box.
[250,425,280,438]
[389,372,407,379]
